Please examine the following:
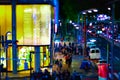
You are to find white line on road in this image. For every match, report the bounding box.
[109,73,112,79]
[114,73,119,79]
[115,57,120,61]
[109,72,119,79]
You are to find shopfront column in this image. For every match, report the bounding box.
[35,46,40,72]
[12,0,17,74]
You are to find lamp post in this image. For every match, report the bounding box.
[5,31,12,80]
[78,9,98,57]
[83,15,87,56]
[77,12,84,45]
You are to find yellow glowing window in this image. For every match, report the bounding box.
[16,5,52,45]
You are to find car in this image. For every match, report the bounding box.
[89,48,101,60]
[87,42,96,48]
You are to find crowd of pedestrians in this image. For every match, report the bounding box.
[31,68,81,80]
[54,42,82,55]
[30,42,82,80]
[31,69,51,80]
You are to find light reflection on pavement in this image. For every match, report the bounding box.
[53,52,98,79]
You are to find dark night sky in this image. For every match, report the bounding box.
[59,0,120,21]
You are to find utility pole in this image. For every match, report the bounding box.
[83,15,87,56]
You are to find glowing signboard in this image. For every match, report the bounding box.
[97,14,110,21]
[16,5,52,45]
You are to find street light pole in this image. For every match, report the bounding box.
[80,9,98,57]
[83,15,87,56]
[5,42,8,80]
[77,12,83,45]
[5,31,11,80]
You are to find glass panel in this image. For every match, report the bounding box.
[40,46,50,67]
[0,5,12,36]
[0,5,12,71]
[91,50,95,53]
[16,5,51,45]
[17,46,34,70]
[96,50,99,53]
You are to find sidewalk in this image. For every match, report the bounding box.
[1,71,30,80]
[53,52,98,79]
[1,67,52,80]
[1,52,98,80]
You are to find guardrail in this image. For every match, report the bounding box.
[99,34,120,48]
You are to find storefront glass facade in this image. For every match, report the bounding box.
[0,4,53,71]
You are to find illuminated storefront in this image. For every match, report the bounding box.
[16,5,51,45]
[0,5,12,70]
[0,4,54,71]
[17,46,50,71]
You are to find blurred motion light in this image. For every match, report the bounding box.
[76,26,79,29]
[102,28,105,31]
[89,22,92,26]
[69,20,72,23]
[82,12,86,14]
[74,24,77,27]
[97,14,110,21]
[60,22,62,26]
[93,9,98,12]
[72,22,75,25]
[88,10,92,13]
[90,39,96,42]
[55,24,57,33]
[108,7,111,10]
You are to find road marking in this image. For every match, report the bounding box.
[109,73,112,79]
[114,73,119,79]
[115,57,119,61]
[109,72,119,79]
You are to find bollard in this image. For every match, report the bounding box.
[98,63,108,80]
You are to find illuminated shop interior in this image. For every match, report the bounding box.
[0,4,53,71]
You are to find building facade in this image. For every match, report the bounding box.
[0,0,58,73]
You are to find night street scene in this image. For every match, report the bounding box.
[0,0,120,80]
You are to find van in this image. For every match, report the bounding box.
[89,48,101,59]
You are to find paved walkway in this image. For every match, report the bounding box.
[53,52,98,79]
[1,52,98,80]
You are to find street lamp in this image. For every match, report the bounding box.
[78,8,98,56]
[5,31,12,80]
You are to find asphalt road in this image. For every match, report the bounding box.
[88,34,120,79]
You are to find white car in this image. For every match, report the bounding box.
[89,48,101,59]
